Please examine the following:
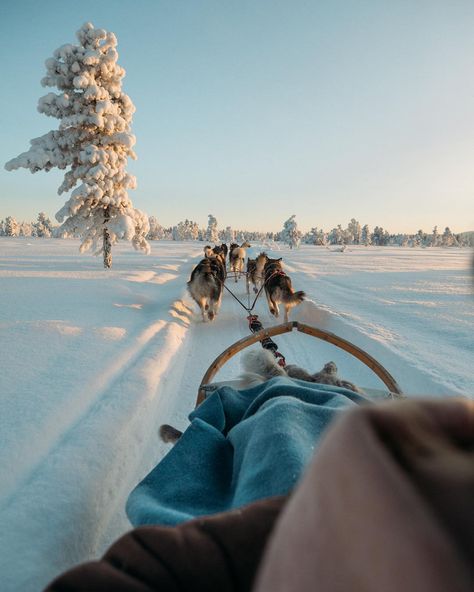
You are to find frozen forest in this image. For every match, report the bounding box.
[0,211,471,248]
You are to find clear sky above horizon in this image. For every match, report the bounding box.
[1,0,473,234]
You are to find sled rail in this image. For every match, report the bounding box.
[197,321,402,405]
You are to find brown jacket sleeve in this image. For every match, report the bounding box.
[254,398,474,592]
[45,496,286,592]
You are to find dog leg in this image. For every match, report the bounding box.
[265,291,275,316]
[200,299,208,322]
[272,299,279,318]
[284,305,290,323]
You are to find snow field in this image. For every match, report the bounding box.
[0,238,472,591]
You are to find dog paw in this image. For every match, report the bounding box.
[159,424,183,443]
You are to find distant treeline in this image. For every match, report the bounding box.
[1,213,472,247]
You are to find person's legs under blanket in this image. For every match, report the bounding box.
[126,376,368,527]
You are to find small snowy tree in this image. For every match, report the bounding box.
[431,225,439,247]
[35,212,53,238]
[281,215,301,249]
[206,214,219,243]
[5,22,149,268]
[328,225,344,245]
[223,226,235,243]
[4,216,19,237]
[361,224,371,246]
[372,226,387,246]
[347,218,361,245]
[303,227,318,245]
[147,216,165,240]
[441,227,457,247]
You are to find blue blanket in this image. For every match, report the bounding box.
[126,377,367,527]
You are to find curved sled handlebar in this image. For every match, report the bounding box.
[197,321,403,406]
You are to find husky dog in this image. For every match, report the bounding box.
[159,348,361,444]
[263,257,305,322]
[220,243,228,259]
[241,348,361,393]
[187,255,225,322]
[246,252,268,294]
[228,243,239,264]
[204,245,214,258]
[246,258,257,294]
[210,245,227,278]
[229,241,251,282]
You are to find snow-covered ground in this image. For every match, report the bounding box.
[0,237,472,591]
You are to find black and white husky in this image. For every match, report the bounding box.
[187,254,226,322]
[263,257,305,322]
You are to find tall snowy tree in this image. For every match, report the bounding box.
[431,225,439,247]
[281,215,301,249]
[206,215,219,243]
[5,22,149,268]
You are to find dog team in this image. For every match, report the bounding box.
[187,242,305,322]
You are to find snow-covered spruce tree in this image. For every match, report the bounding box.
[4,216,19,237]
[147,216,165,240]
[5,22,149,268]
[19,221,34,237]
[223,226,235,243]
[361,224,371,246]
[206,215,219,243]
[35,212,53,238]
[347,218,361,245]
[441,226,457,247]
[281,215,301,249]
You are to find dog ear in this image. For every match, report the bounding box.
[277,257,282,262]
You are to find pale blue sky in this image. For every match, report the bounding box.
[1,0,473,233]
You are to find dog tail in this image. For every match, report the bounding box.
[283,290,306,305]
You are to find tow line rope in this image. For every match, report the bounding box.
[220,269,287,368]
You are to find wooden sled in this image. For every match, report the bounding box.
[197,321,403,406]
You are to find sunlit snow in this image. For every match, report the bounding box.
[0,237,472,591]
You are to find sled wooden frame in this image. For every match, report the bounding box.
[197,321,403,406]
